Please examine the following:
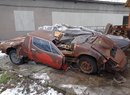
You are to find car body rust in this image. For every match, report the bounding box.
[0,30,129,74]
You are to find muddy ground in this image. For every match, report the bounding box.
[0,55,130,95]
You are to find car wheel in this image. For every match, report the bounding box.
[9,50,23,65]
[79,57,97,74]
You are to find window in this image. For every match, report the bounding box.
[32,37,61,55]
[33,37,51,52]
[14,11,35,31]
[50,44,60,55]
[123,16,128,25]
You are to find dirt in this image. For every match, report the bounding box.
[0,56,130,95]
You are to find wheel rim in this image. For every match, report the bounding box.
[10,52,21,64]
[80,61,93,73]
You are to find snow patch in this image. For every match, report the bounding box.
[1,82,63,95]
[45,87,63,95]
[1,86,26,95]
[60,84,88,95]
[18,74,23,78]
[32,73,51,84]
[0,51,7,59]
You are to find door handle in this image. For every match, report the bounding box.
[31,48,36,52]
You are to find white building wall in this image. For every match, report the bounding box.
[0,0,129,39]
[52,12,128,26]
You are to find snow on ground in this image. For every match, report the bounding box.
[0,51,7,59]
[32,72,51,84]
[60,84,130,95]
[0,72,63,95]
[60,84,88,95]
[60,84,99,95]
[45,87,63,95]
[1,82,63,95]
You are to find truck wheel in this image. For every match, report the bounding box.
[79,57,97,74]
[9,50,23,65]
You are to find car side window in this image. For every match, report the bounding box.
[50,43,60,55]
[32,37,51,52]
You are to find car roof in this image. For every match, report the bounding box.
[28,30,55,41]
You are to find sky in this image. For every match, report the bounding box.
[98,0,127,3]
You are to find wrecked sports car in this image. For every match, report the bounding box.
[0,27,129,74]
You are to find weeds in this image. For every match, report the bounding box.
[0,71,10,84]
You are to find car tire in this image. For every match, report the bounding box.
[78,56,97,74]
[9,50,23,65]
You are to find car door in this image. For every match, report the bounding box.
[31,36,64,69]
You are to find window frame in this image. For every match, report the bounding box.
[32,36,62,55]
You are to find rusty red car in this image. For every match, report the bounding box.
[0,28,129,74]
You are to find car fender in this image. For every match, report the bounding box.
[77,48,103,63]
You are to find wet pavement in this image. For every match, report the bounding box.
[0,56,130,95]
